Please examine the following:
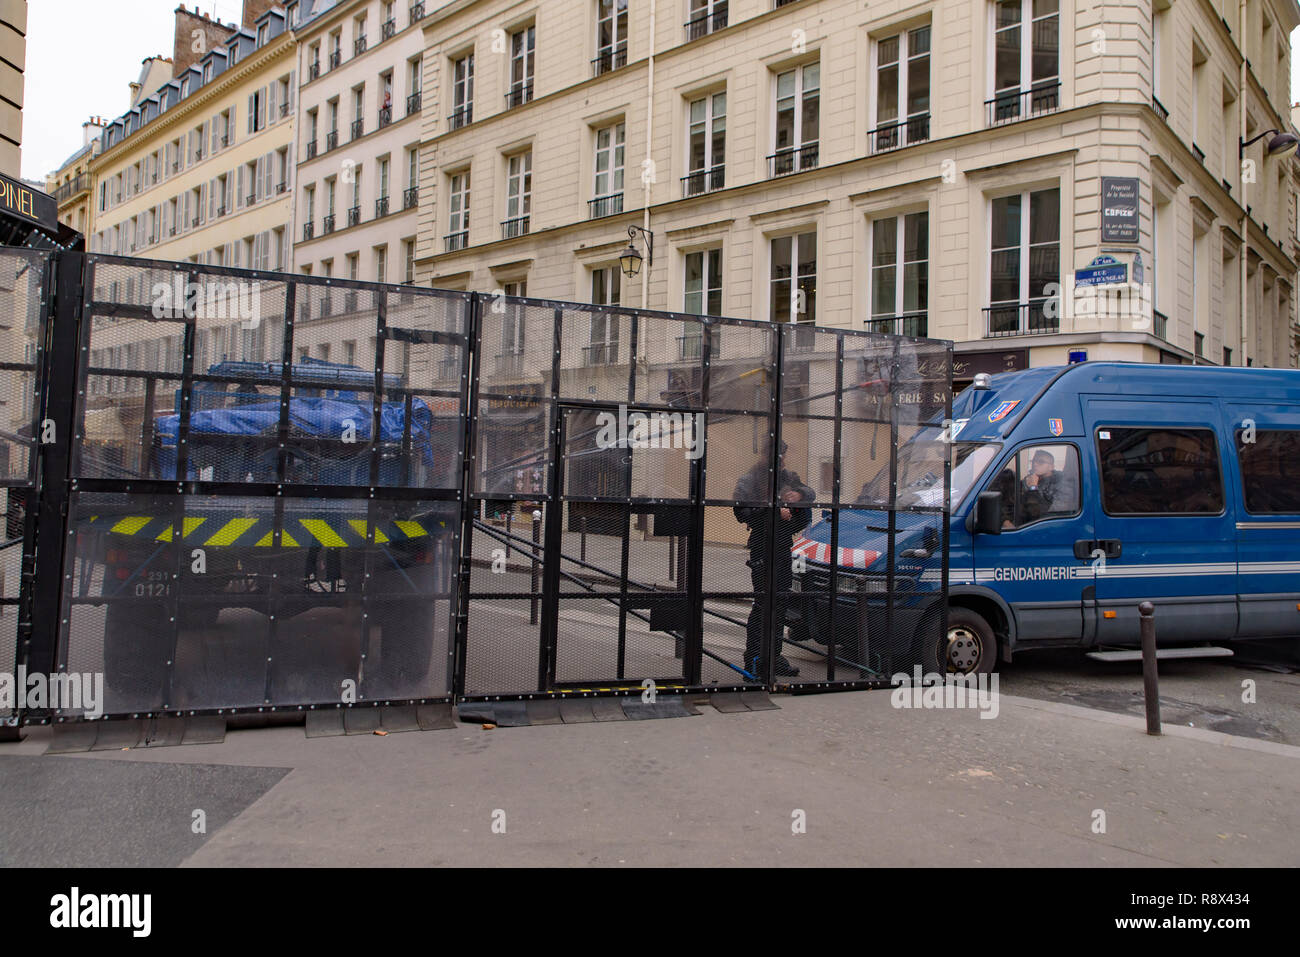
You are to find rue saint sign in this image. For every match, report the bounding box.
[1101,177,1139,243]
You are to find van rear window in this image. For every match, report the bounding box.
[1097,427,1224,515]
[1237,429,1300,514]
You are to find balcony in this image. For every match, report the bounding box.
[326,130,339,151]
[221,135,229,148]
[1153,309,1168,340]
[281,102,290,118]
[410,2,426,21]
[591,45,627,77]
[195,148,204,162]
[983,299,1059,338]
[354,36,367,56]
[501,215,530,239]
[1193,143,1205,163]
[303,221,315,240]
[867,113,930,155]
[767,142,819,177]
[685,7,728,41]
[407,91,422,115]
[306,140,318,159]
[192,217,200,228]
[681,165,724,197]
[448,105,472,130]
[1151,94,1168,121]
[329,50,342,70]
[445,230,468,252]
[588,193,623,219]
[277,181,287,194]
[677,330,721,360]
[322,213,336,234]
[53,175,90,203]
[351,118,364,140]
[308,61,321,81]
[169,227,177,237]
[583,341,619,365]
[378,106,393,129]
[347,205,361,227]
[985,81,1060,127]
[403,186,419,210]
[382,18,396,40]
[505,82,533,109]
[866,312,928,338]
[216,205,227,218]
[375,196,390,218]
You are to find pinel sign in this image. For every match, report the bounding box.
[0,171,58,233]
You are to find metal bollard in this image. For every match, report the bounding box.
[1139,601,1160,735]
[530,509,542,624]
[580,514,587,564]
[668,534,675,582]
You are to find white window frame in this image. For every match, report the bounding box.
[448,170,471,236]
[506,150,532,222]
[990,0,1060,101]
[769,230,817,325]
[593,121,625,200]
[871,25,931,149]
[510,25,536,100]
[772,62,820,170]
[986,186,1060,332]
[686,91,726,193]
[868,210,929,332]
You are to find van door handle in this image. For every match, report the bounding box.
[1074,539,1123,560]
[1098,539,1122,559]
[1073,539,1095,560]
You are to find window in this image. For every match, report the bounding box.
[770,232,817,327]
[447,170,470,250]
[683,248,724,357]
[594,0,629,75]
[685,92,725,195]
[329,31,342,68]
[591,122,625,217]
[589,268,621,364]
[870,212,928,336]
[501,280,528,366]
[772,63,819,175]
[257,23,268,45]
[377,156,390,216]
[407,56,423,114]
[1238,429,1300,514]
[403,238,416,283]
[872,25,930,152]
[1098,427,1224,515]
[990,0,1060,125]
[687,0,728,40]
[376,245,388,284]
[987,187,1059,335]
[249,88,266,133]
[352,86,365,138]
[508,25,535,107]
[379,72,394,125]
[355,14,368,55]
[990,444,1081,529]
[350,165,363,225]
[504,151,532,237]
[451,53,473,127]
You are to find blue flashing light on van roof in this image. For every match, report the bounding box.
[789,362,1300,675]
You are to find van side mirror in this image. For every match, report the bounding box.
[973,491,1002,535]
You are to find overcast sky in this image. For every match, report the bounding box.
[17,1,1300,183]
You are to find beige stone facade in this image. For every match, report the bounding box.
[0,0,25,175]
[410,0,1300,377]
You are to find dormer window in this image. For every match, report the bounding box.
[181,77,190,96]
[229,43,239,64]
[287,3,298,26]
[203,61,213,82]
[257,23,268,45]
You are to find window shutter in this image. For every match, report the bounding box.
[229,103,236,142]
[268,83,278,122]
[210,117,218,154]
[248,95,255,134]
[263,152,274,198]
[258,87,267,130]
[237,166,245,209]
[287,72,296,112]
[199,182,208,224]
[181,193,189,230]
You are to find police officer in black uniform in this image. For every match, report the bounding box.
[733,441,815,678]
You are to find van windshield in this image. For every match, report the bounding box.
[854,439,999,510]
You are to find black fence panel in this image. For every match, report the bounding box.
[10,250,950,722]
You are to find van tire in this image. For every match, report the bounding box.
[936,608,998,676]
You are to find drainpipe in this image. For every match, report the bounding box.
[642,0,656,311]
[1240,0,1248,365]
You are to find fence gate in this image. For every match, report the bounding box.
[10,252,950,724]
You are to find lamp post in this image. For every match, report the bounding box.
[1237,129,1298,366]
[619,224,653,279]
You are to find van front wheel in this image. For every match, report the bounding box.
[936,608,997,675]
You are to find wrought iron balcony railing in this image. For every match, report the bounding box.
[403,186,419,209]
[867,113,930,154]
[347,205,361,227]
[325,130,339,151]
[501,215,530,239]
[445,230,468,252]
[983,299,1059,338]
[375,196,390,218]
[583,341,619,365]
[681,165,724,197]
[378,106,392,129]
[592,46,628,76]
[410,2,426,21]
[351,118,364,140]
[588,193,623,219]
[407,91,422,115]
[505,82,533,109]
[382,18,396,40]
[684,8,728,41]
[448,105,472,129]
[865,311,928,338]
[676,330,721,359]
[303,221,315,240]
[354,36,367,56]
[322,213,336,234]
[985,81,1060,127]
[767,141,818,177]
[329,50,342,70]
[308,61,321,81]
[306,140,318,159]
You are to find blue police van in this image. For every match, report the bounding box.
[790,362,1300,674]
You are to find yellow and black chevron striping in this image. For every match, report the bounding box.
[82,512,447,549]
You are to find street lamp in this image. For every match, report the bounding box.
[619,225,653,279]
[1239,129,1300,158]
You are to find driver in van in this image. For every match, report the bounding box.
[1020,448,1067,523]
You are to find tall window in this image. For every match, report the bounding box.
[772,63,819,175]
[589,267,621,364]
[447,171,470,250]
[508,25,535,107]
[501,279,528,368]
[376,246,387,284]
[987,187,1060,335]
[451,53,474,127]
[505,151,532,237]
[595,0,629,75]
[591,121,625,217]
[990,0,1060,124]
[770,232,817,329]
[682,248,722,358]
[873,25,930,152]
[687,0,728,40]
[403,238,416,283]
[686,92,725,195]
[870,212,928,336]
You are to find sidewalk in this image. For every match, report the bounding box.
[2,688,1296,866]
